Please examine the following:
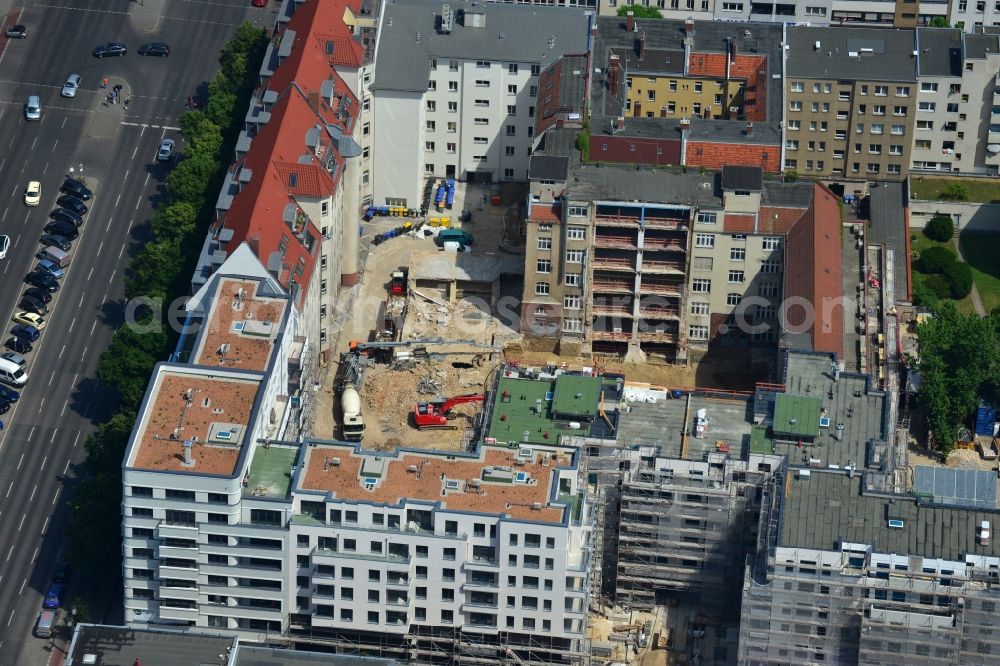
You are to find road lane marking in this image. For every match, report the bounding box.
[61,460,69,476]
[17,453,24,468]
[41,517,49,535]
[69,317,76,332]
[119,244,125,259]
[48,429,56,444]
[28,485,36,503]
[37,397,44,412]
[17,513,25,532]
[109,269,116,283]
[87,266,94,280]
[53,487,62,505]
[124,169,129,181]
[2,208,7,222]
[30,136,37,150]
[5,609,12,626]
[18,578,25,596]
[97,241,103,256]
[132,145,138,159]
[78,293,85,307]
[4,547,10,562]
[31,547,38,563]
[42,161,48,175]
[59,399,68,417]
[52,138,58,150]
[61,117,67,129]
[114,194,121,209]
[80,346,87,361]
[9,185,14,198]
[49,370,56,386]
[5,481,12,498]
[90,320,97,336]
[135,194,142,210]
[73,432,81,447]
[59,344,65,359]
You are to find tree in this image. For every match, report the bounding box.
[913,274,941,308]
[939,182,970,201]
[924,274,952,300]
[917,304,1000,456]
[916,245,956,274]
[95,318,168,411]
[929,17,950,27]
[924,215,954,241]
[783,170,799,183]
[944,261,973,299]
[617,4,662,18]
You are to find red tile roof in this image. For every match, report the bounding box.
[686,53,767,122]
[784,183,844,358]
[723,213,756,233]
[221,92,333,307]
[529,203,562,223]
[758,206,808,234]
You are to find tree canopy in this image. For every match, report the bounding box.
[617,5,663,18]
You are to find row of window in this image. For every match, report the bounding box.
[784,159,902,175]
[694,234,780,250]
[787,140,905,156]
[534,274,581,294]
[690,279,779,297]
[789,83,909,97]
[430,60,541,76]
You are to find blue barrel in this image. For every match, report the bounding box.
[671,390,684,399]
[976,406,997,436]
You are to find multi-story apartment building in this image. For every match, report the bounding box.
[521,130,724,363]
[740,469,1000,665]
[123,329,593,661]
[598,0,949,27]
[784,26,918,180]
[588,17,784,172]
[369,0,590,207]
[912,28,1000,174]
[949,0,1000,31]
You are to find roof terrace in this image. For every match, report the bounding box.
[192,277,287,371]
[128,367,261,475]
[299,444,575,524]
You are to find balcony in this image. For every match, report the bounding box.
[156,586,199,602]
[591,256,635,272]
[591,304,634,318]
[591,328,633,341]
[592,279,634,294]
[642,238,686,252]
[155,523,198,540]
[463,578,500,591]
[638,280,683,298]
[594,234,638,250]
[158,604,200,623]
[637,306,680,320]
[637,330,678,343]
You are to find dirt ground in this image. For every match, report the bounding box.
[313,178,519,443]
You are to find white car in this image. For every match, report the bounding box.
[24,181,40,206]
[61,74,81,98]
[0,235,9,260]
[156,138,175,162]
[25,96,40,121]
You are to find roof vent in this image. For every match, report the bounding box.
[439,4,454,33]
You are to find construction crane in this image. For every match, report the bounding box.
[413,393,485,429]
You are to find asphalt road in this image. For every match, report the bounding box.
[0,1,275,663]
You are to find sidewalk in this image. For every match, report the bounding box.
[127,0,165,33]
[953,236,987,316]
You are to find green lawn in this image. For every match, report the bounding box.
[959,232,1000,313]
[910,176,1000,203]
[909,233,977,315]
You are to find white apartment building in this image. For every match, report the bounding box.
[370,0,591,207]
[912,28,1000,174]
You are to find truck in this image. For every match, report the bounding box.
[341,386,365,441]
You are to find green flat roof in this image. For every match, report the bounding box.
[488,376,557,446]
[750,425,775,454]
[773,394,821,438]
[245,445,300,498]
[551,374,602,418]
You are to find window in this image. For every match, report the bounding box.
[696,212,717,224]
[762,237,781,250]
[917,120,933,131]
[872,105,885,116]
[890,124,905,135]
[726,293,741,307]
[867,163,880,174]
[918,101,936,112]
[870,123,884,135]
[728,270,745,284]
[689,325,709,340]
[564,296,581,310]
[504,146,515,156]
[567,226,586,240]
[425,141,435,152]
[692,256,713,271]
[915,139,932,149]
[730,247,745,261]
[889,144,903,156]
[565,273,580,287]
[474,117,488,125]
[695,233,715,248]
[868,144,881,155]
[563,318,583,333]
[566,250,584,263]
[447,143,456,153]
[921,82,938,92]
[874,85,888,96]
[362,122,370,136]
[448,102,457,113]
[426,100,436,112]
[893,105,906,116]
[785,140,799,151]
[692,279,711,293]
[805,5,826,14]
[895,86,910,97]
[568,205,587,217]
[789,101,802,112]
[474,99,489,107]
[787,119,800,131]
[759,282,778,297]
[537,237,552,251]
[887,164,901,175]
[790,82,804,93]
[535,282,549,296]
[536,259,551,274]
[761,260,780,274]
[690,301,709,315]
[506,125,516,136]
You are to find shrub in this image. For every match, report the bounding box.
[784,170,799,183]
[916,245,956,274]
[616,4,662,17]
[939,183,970,201]
[913,275,941,308]
[924,215,954,242]
[944,261,973,299]
[923,274,952,300]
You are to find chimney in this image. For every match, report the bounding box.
[745,122,753,136]
[181,439,196,468]
[615,116,625,131]
[684,18,695,36]
[679,117,690,166]
[626,11,634,32]
[608,54,620,95]
[639,31,646,60]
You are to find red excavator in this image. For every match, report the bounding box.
[413,393,484,429]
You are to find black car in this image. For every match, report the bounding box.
[138,42,169,57]
[4,337,32,354]
[39,234,72,251]
[23,287,52,304]
[5,24,26,39]
[56,195,87,216]
[44,221,78,240]
[49,208,83,227]
[0,386,19,402]
[0,401,10,415]
[61,179,93,201]
[93,42,126,58]
[19,294,48,316]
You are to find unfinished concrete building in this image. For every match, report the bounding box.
[739,470,1000,666]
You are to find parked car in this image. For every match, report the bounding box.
[24,95,40,121]
[10,324,40,343]
[3,337,31,354]
[251,0,267,6]
[92,42,126,58]
[0,400,9,415]
[6,24,26,38]
[18,294,48,316]
[12,312,46,330]
[24,181,41,206]
[138,42,169,57]
[49,208,82,227]
[23,287,52,305]
[35,260,64,280]
[0,235,8,260]
[52,555,68,583]
[43,582,62,609]
[156,138,175,162]
[39,234,72,252]
[0,386,20,403]
[1,352,27,369]
[23,272,59,293]
[43,221,78,240]
[56,195,87,216]
[61,73,81,98]
[61,179,93,201]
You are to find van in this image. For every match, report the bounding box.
[0,358,27,387]
[435,228,474,247]
[34,609,55,638]
[37,246,70,268]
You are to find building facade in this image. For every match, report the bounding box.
[784,26,918,180]
[370,0,591,207]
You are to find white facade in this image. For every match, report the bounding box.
[372,90,424,207]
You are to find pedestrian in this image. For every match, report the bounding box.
[124,98,130,109]
[101,78,108,89]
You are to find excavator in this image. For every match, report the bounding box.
[413,393,485,429]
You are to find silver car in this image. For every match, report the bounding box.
[25,96,40,120]
[61,74,81,98]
